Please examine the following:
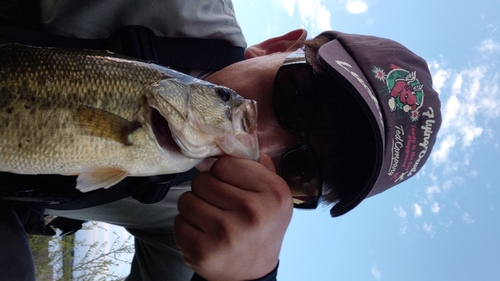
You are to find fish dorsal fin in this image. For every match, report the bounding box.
[76,106,140,145]
[76,166,129,192]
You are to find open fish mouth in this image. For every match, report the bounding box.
[148,80,259,161]
[150,108,181,153]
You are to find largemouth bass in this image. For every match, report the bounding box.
[0,43,258,192]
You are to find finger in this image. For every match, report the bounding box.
[174,215,211,265]
[174,214,203,243]
[210,155,282,192]
[177,191,228,233]
[258,152,276,173]
[191,172,249,211]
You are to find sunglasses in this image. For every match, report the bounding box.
[272,47,322,209]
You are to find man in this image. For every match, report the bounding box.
[0,1,441,280]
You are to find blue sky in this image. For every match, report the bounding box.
[78,1,500,280]
[229,0,500,280]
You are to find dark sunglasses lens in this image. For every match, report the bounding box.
[280,146,320,208]
[273,64,315,133]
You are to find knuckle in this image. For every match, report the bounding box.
[274,186,293,208]
[234,181,292,228]
[212,215,231,244]
[238,199,265,227]
[244,208,263,228]
[257,179,291,208]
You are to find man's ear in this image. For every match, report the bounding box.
[244,29,308,59]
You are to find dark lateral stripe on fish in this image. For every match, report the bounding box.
[76,106,141,145]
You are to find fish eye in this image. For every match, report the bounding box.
[215,87,231,102]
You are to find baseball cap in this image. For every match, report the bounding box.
[316,31,442,217]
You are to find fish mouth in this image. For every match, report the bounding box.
[151,108,181,153]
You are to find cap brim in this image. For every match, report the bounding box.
[318,39,385,217]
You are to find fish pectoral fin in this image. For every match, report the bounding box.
[76,106,140,145]
[76,166,129,192]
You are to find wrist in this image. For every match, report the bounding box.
[191,261,279,281]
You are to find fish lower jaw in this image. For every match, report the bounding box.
[174,142,214,159]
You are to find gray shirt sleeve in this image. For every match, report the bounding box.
[40,0,247,48]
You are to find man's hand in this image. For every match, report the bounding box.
[174,153,293,281]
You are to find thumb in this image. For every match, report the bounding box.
[259,153,276,173]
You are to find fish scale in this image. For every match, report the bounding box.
[0,43,259,192]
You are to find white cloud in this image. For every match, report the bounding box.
[430,62,500,169]
[443,218,454,229]
[296,0,332,35]
[432,134,457,166]
[399,225,408,235]
[275,0,332,35]
[277,0,296,16]
[463,127,484,147]
[462,213,476,224]
[426,185,441,197]
[413,203,423,218]
[371,265,382,281]
[346,0,368,14]
[428,37,500,174]
[423,223,434,235]
[431,68,450,94]
[478,72,500,119]
[451,74,463,94]
[478,39,500,55]
[447,67,486,148]
[393,206,407,218]
[431,202,441,214]
[393,207,409,234]
[441,94,460,130]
